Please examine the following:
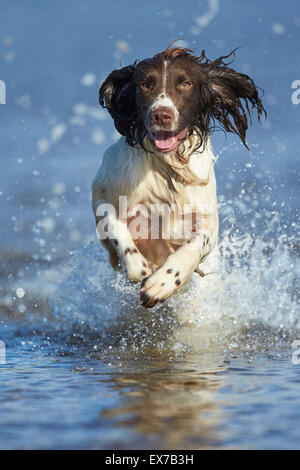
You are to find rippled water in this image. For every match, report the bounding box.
[2,349,300,450]
[1,209,299,449]
[0,0,300,450]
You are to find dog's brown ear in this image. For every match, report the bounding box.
[202,60,266,149]
[99,65,137,144]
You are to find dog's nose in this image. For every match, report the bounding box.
[151,107,173,127]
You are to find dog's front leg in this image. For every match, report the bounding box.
[95,201,152,282]
[140,232,213,308]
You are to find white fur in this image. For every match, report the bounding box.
[148,60,179,129]
[92,136,219,307]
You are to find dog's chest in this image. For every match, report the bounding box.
[99,137,217,217]
[94,138,219,267]
[125,152,218,217]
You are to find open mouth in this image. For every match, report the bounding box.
[151,128,188,153]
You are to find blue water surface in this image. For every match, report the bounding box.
[0,0,299,450]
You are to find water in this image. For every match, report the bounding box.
[0,0,299,450]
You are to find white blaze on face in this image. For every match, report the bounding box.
[148,60,179,129]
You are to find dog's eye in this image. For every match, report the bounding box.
[140,83,151,91]
[178,80,192,90]
[181,81,192,90]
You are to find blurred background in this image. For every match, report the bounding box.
[0,0,299,261]
[0,0,299,450]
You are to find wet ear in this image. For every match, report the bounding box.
[204,65,266,148]
[99,65,137,143]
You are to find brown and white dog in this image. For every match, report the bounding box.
[92,42,265,308]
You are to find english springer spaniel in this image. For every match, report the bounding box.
[92,41,265,308]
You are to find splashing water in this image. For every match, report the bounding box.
[49,202,299,361]
[1,200,298,450]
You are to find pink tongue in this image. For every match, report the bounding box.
[154,132,177,151]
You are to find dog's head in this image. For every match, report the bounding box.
[99,41,266,153]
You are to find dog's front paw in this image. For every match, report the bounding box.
[139,266,183,308]
[124,248,152,283]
